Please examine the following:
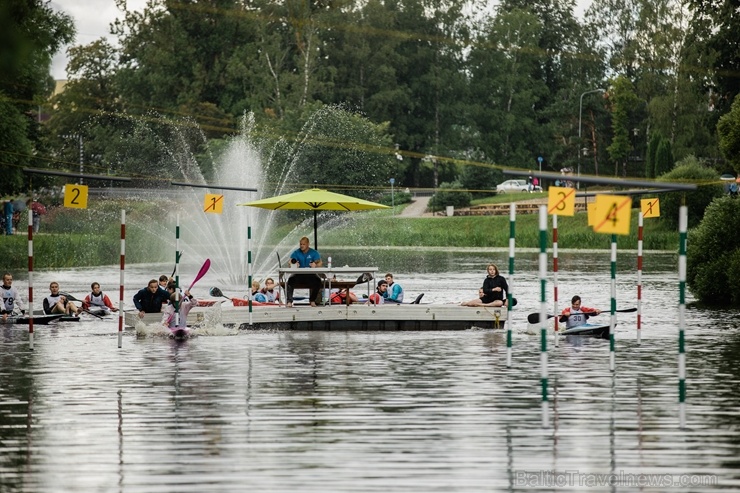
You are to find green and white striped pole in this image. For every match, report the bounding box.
[609,234,617,372]
[506,203,516,368]
[247,213,253,326]
[678,205,687,428]
[175,214,181,327]
[539,205,549,428]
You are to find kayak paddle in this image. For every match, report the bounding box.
[187,258,211,292]
[527,307,637,324]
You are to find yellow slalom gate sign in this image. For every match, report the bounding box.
[63,184,88,209]
[547,186,576,216]
[641,198,660,218]
[204,194,224,214]
[593,194,632,235]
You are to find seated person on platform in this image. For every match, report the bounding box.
[367,280,388,305]
[259,278,280,303]
[382,273,404,303]
[559,295,601,328]
[286,236,322,307]
[83,282,118,313]
[330,288,359,305]
[461,263,508,307]
[43,281,82,316]
[133,279,170,318]
[250,280,268,302]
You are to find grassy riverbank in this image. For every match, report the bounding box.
[320,209,679,251]
[0,200,679,270]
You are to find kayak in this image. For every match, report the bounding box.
[1,314,65,325]
[169,327,192,340]
[196,300,220,307]
[231,298,279,307]
[561,323,613,340]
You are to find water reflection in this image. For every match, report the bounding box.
[0,250,739,491]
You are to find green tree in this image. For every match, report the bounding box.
[606,76,640,176]
[717,94,740,174]
[467,9,549,168]
[687,196,740,306]
[654,137,674,176]
[0,0,74,195]
[657,155,722,228]
[645,132,662,178]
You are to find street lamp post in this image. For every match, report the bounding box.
[578,88,606,187]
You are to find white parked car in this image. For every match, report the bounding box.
[496,179,542,193]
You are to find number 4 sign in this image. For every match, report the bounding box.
[64,184,88,209]
[593,194,632,235]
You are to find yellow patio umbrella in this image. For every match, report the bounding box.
[239,188,389,249]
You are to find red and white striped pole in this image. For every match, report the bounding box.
[636,212,643,345]
[27,209,34,350]
[552,214,559,347]
[118,210,125,348]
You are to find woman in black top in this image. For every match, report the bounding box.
[461,264,508,307]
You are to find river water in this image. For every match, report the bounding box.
[1,250,739,492]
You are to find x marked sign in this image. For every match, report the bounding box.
[204,194,224,214]
[593,194,632,235]
[547,186,576,216]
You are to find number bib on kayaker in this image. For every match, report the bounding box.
[565,312,587,328]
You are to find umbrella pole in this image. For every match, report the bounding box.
[313,209,318,250]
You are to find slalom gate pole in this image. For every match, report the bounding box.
[637,212,643,345]
[539,205,549,428]
[175,214,180,327]
[506,203,516,368]
[678,206,687,429]
[27,210,34,350]
[248,214,253,326]
[610,234,617,372]
[118,210,125,348]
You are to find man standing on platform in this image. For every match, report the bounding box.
[286,236,322,307]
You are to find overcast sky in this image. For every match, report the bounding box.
[50,0,591,80]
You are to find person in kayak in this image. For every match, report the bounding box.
[162,286,197,330]
[560,295,601,328]
[83,282,118,313]
[43,281,82,316]
[1,273,25,322]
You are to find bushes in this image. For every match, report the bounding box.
[658,156,723,228]
[687,196,740,306]
[428,181,472,210]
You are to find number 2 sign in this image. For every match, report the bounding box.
[593,194,632,235]
[64,184,88,209]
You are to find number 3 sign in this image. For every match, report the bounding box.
[593,194,632,235]
[64,184,89,209]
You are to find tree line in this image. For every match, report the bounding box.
[3,0,740,198]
